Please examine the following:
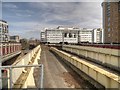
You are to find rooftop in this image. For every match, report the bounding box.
[0,20,7,23]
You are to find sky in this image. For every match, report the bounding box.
[1,1,103,39]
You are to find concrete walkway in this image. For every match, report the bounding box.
[38,45,87,88]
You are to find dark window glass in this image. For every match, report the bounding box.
[64,33,67,37]
[69,33,72,38]
[118,1,120,12]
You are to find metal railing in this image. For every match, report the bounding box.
[0,64,44,89]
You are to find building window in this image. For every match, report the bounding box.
[108,17,110,22]
[74,33,76,38]
[108,28,110,32]
[108,22,110,27]
[118,1,120,12]
[64,33,67,37]
[69,33,72,38]
[106,2,110,16]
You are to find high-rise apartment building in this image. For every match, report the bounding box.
[0,20,9,42]
[102,1,120,43]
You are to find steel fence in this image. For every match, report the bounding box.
[0,64,44,89]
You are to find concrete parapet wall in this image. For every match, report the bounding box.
[2,51,21,63]
[62,45,120,71]
[50,47,120,88]
[23,46,41,88]
[11,45,41,88]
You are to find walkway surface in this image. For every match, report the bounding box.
[37,45,93,89]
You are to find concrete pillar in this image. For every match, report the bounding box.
[0,46,2,56]
[8,44,10,54]
[14,44,15,52]
[67,33,69,37]
[5,44,7,55]
[10,45,11,53]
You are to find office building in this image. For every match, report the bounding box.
[79,28,102,43]
[41,31,45,43]
[10,35,20,42]
[41,26,103,44]
[42,26,80,44]
[79,28,93,43]
[0,20,9,42]
[92,28,103,43]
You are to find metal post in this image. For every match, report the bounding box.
[0,62,2,89]
[40,64,44,90]
[9,67,12,89]
[0,64,43,89]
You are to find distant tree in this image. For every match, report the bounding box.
[20,38,29,50]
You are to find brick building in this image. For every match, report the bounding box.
[102,1,120,43]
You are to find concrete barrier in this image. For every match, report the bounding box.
[50,47,120,89]
[62,45,120,72]
[11,45,41,88]
[23,46,41,88]
[2,51,21,63]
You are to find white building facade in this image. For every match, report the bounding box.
[79,28,103,43]
[79,28,93,43]
[41,27,79,44]
[0,20,9,42]
[92,28,102,43]
[41,27,103,44]
[41,32,45,43]
[10,35,20,42]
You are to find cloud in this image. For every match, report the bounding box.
[0,1,2,19]
[3,2,103,39]
[2,3,18,8]
[2,0,105,2]
[3,0,120,2]
[16,13,32,17]
[29,2,102,28]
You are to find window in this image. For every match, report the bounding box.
[64,33,67,37]
[108,22,110,26]
[108,28,110,32]
[74,34,76,38]
[118,1,120,12]
[69,33,72,38]
[106,2,110,16]
[108,17,110,22]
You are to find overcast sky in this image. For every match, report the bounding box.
[2,1,103,39]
